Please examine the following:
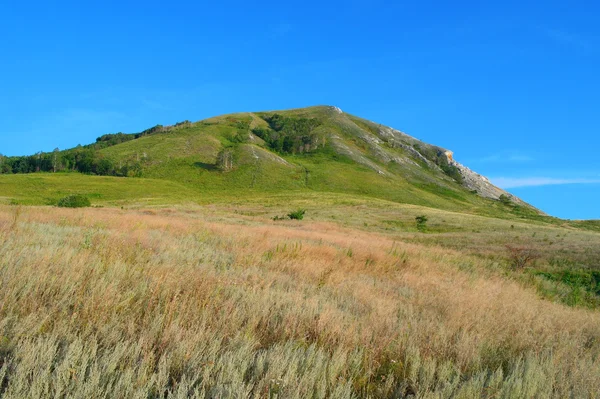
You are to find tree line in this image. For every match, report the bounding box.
[0,123,178,177]
[0,147,143,177]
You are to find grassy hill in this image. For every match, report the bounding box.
[1,106,600,397]
[1,106,541,219]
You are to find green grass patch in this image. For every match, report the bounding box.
[0,173,201,206]
[57,194,91,208]
[530,269,600,308]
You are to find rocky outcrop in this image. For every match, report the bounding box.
[443,152,524,203]
[339,112,526,204]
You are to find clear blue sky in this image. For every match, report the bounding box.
[1,1,598,219]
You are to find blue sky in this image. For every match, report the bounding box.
[1,1,598,219]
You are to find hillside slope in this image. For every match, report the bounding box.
[0,106,538,217]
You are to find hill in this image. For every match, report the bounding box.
[0,106,540,219]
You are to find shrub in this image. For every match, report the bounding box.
[288,209,306,220]
[415,215,428,231]
[505,245,539,270]
[499,194,512,205]
[57,195,91,208]
[216,148,234,171]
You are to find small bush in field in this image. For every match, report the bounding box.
[57,194,91,208]
[505,245,539,270]
[415,215,428,231]
[288,209,306,220]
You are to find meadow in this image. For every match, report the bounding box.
[1,201,599,398]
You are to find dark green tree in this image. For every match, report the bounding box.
[415,215,428,231]
[499,194,512,205]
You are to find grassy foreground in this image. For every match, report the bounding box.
[1,204,599,398]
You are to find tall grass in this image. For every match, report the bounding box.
[0,205,599,398]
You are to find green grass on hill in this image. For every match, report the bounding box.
[0,173,200,206]
[3,170,597,307]
[1,106,545,221]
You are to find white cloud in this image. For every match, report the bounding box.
[491,177,600,189]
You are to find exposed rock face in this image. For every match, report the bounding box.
[335,111,526,205]
[443,152,523,203]
[444,151,454,162]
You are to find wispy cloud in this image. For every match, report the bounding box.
[492,177,600,189]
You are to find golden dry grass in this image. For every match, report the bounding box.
[0,205,599,398]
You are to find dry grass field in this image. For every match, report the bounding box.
[1,204,600,398]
